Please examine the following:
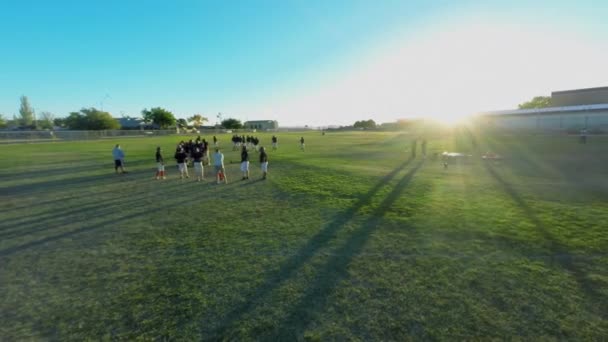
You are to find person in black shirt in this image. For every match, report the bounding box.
[272,135,278,150]
[213,135,218,147]
[201,139,209,166]
[192,147,204,181]
[240,145,250,180]
[259,146,269,180]
[174,148,189,179]
[421,139,427,158]
[155,146,166,180]
[300,136,305,151]
[253,136,259,152]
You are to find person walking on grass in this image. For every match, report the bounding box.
[213,148,227,184]
[300,136,305,151]
[411,139,417,159]
[112,144,127,174]
[241,145,250,180]
[213,135,218,147]
[272,135,278,150]
[579,129,588,144]
[175,147,189,179]
[202,139,210,166]
[259,146,269,180]
[421,139,427,158]
[192,147,204,181]
[155,146,166,180]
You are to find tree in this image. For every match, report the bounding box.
[0,114,7,128]
[54,117,66,128]
[353,119,377,129]
[65,108,119,130]
[18,95,35,127]
[39,111,55,129]
[141,107,176,128]
[176,118,188,128]
[188,114,209,128]
[221,118,243,129]
[64,112,84,129]
[518,96,552,109]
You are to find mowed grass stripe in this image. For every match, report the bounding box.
[0,131,607,339]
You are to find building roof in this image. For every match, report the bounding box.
[244,120,277,123]
[552,86,608,96]
[116,117,144,127]
[480,103,608,117]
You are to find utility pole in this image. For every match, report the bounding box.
[32,107,37,130]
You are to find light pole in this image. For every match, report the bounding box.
[100,94,111,111]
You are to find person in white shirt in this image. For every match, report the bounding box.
[112,144,126,174]
[213,148,227,184]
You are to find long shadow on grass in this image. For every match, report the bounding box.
[0,186,175,240]
[1,173,123,196]
[482,162,606,318]
[209,157,417,338]
[0,176,188,258]
[0,162,115,184]
[267,160,426,339]
[0,182,186,259]
[0,164,157,196]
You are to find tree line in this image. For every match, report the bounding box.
[0,96,247,130]
[0,94,553,130]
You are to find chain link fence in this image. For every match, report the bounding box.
[0,129,180,143]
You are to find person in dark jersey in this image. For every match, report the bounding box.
[240,145,250,180]
[272,135,278,150]
[192,147,204,181]
[174,147,189,179]
[299,136,305,151]
[421,139,427,158]
[259,146,269,180]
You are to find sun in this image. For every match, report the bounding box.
[427,112,471,126]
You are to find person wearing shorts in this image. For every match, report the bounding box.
[272,135,278,150]
[174,147,189,179]
[300,137,305,151]
[202,139,210,166]
[259,146,268,180]
[240,145,250,180]
[112,144,126,174]
[192,147,204,181]
[213,148,227,184]
[155,146,166,179]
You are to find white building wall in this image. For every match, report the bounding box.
[486,111,608,131]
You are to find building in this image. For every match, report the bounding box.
[244,120,278,131]
[116,117,159,130]
[480,87,608,132]
[551,87,608,107]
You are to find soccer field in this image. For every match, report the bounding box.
[1,130,607,340]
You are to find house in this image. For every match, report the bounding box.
[116,117,159,130]
[243,120,278,131]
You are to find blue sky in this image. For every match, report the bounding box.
[1,0,607,126]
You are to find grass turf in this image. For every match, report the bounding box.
[0,130,607,340]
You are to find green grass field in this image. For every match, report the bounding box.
[1,130,607,340]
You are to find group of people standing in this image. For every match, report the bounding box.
[151,135,270,184]
[112,134,297,183]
